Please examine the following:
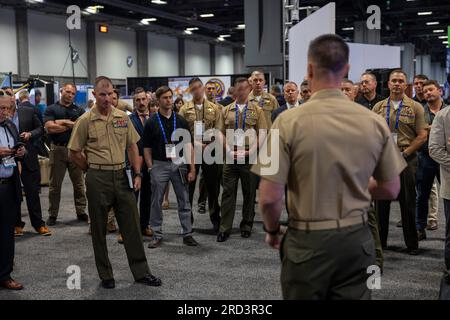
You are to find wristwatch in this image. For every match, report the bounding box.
[263,224,280,235]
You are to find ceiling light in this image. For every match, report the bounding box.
[151,0,167,4]
[433,29,445,33]
[140,18,157,25]
[438,36,448,39]
[220,34,231,38]
[184,30,193,35]
[443,41,449,44]
[342,27,354,31]
[417,11,432,15]
[236,24,245,29]
[186,27,199,31]
[217,37,225,42]
[200,13,214,18]
[85,5,104,14]
[426,21,439,25]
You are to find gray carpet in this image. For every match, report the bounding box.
[0,176,446,300]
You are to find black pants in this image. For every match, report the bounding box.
[16,168,45,230]
[135,166,151,232]
[188,163,220,225]
[376,156,418,250]
[0,182,20,281]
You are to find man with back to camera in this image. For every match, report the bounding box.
[252,34,406,300]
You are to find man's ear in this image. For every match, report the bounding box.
[307,63,313,80]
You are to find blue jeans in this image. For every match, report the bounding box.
[416,153,440,230]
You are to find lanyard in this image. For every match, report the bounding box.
[235,104,248,130]
[156,112,176,144]
[195,102,206,121]
[386,98,403,130]
[2,127,11,147]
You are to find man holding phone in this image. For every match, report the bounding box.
[0,89,26,290]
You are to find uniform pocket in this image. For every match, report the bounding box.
[361,238,375,256]
[286,246,315,264]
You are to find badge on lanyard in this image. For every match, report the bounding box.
[392,133,398,145]
[194,121,204,138]
[234,129,245,147]
[165,144,176,159]
[2,156,16,168]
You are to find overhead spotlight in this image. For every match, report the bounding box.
[140,18,157,25]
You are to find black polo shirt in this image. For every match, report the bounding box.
[413,96,427,107]
[355,94,385,110]
[43,102,85,144]
[142,111,190,162]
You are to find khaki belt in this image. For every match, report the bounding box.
[89,163,125,171]
[289,213,368,231]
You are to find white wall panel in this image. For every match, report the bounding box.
[185,40,210,76]
[28,11,87,77]
[95,25,137,79]
[0,8,18,74]
[215,46,234,75]
[147,32,178,77]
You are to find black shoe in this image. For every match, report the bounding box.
[407,248,419,256]
[417,229,427,241]
[212,222,220,234]
[183,235,199,247]
[148,238,162,249]
[101,279,115,289]
[77,213,89,222]
[217,232,229,242]
[136,275,162,287]
[241,231,251,238]
[47,217,57,226]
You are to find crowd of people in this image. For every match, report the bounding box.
[1,33,450,299]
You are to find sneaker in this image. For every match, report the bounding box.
[37,226,52,236]
[417,229,427,241]
[141,227,154,238]
[426,220,438,231]
[14,227,24,237]
[77,213,89,222]
[47,217,57,226]
[183,235,199,247]
[117,234,124,244]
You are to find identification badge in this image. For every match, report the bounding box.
[194,121,204,138]
[392,133,398,145]
[165,144,176,159]
[234,132,245,147]
[2,156,17,169]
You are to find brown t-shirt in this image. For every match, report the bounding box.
[252,89,407,222]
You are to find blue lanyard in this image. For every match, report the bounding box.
[156,111,176,144]
[386,98,403,130]
[235,104,248,130]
